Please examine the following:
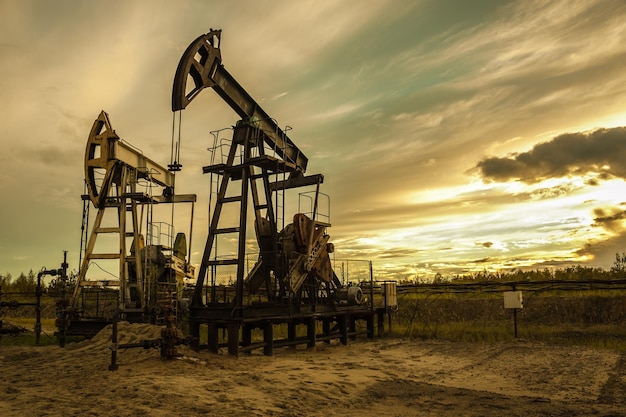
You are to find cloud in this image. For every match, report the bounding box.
[476,127,626,183]
[592,207,626,232]
[571,203,626,267]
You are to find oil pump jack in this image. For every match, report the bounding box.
[64,111,197,337]
[173,30,374,355]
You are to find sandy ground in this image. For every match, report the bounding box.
[1,323,625,417]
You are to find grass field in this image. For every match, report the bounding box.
[2,289,626,350]
[392,290,626,351]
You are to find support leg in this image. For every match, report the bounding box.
[190,321,200,351]
[307,317,317,349]
[323,319,331,344]
[339,314,348,346]
[377,310,385,337]
[263,322,274,356]
[366,314,375,339]
[242,325,252,347]
[349,316,357,341]
[288,321,297,348]
[227,324,240,357]
[208,324,219,354]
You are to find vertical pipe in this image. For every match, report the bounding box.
[306,181,321,256]
[58,251,68,348]
[235,139,250,315]
[188,201,195,264]
[369,261,374,313]
[35,272,42,345]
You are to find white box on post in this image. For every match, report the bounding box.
[503,291,523,309]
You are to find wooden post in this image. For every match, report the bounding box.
[242,325,252,347]
[323,319,331,344]
[227,324,240,357]
[208,324,219,353]
[307,317,316,348]
[288,321,297,343]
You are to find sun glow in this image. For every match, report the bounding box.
[591,112,626,130]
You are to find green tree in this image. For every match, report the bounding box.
[13,271,37,293]
[610,252,626,276]
[0,273,12,290]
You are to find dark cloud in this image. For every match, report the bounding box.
[574,205,626,267]
[16,144,82,167]
[377,248,422,259]
[476,127,626,183]
[592,207,626,232]
[529,183,580,199]
[472,257,491,264]
[577,231,626,269]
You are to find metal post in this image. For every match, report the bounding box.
[35,272,42,345]
[109,310,119,371]
[369,262,374,312]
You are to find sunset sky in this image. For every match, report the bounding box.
[1,0,626,282]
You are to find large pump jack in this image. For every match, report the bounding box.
[173,30,371,355]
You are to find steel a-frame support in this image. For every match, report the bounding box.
[73,164,143,309]
[191,122,280,312]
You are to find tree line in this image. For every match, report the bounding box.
[4,253,626,292]
[0,270,76,295]
[449,252,626,283]
[0,270,39,293]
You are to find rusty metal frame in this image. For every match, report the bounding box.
[172,30,383,356]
